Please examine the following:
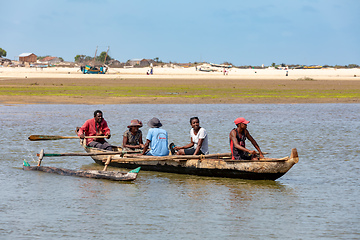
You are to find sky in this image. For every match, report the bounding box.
[1,0,359,66]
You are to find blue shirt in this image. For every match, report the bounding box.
[146,128,169,156]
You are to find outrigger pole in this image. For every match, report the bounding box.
[93,46,98,64]
[104,46,109,65]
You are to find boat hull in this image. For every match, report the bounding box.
[83,144,299,180]
[92,159,290,180]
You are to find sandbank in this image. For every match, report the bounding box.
[0,66,359,104]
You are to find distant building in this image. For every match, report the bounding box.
[140,59,155,67]
[127,58,156,67]
[0,57,12,66]
[127,59,142,66]
[107,59,123,68]
[19,53,37,63]
[39,56,62,65]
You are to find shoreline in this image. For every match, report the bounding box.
[1,66,360,80]
[1,67,360,104]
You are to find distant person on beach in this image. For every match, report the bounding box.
[229,117,264,160]
[78,110,112,151]
[123,119,144,151]
[171,117,209,155]
[142,117,169,156]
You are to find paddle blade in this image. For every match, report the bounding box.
[28,135,63,141]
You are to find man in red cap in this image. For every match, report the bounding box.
[229,117,264,160]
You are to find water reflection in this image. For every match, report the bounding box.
[1,103,359,239]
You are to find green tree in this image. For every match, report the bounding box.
[347,64,359,68]
[271,62,276,67]
[0,48,7,57]
[37,55,49,60]
[97,51,112,63]
[74,55,87,62]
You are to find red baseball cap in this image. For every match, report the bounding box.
[234,117,250,125]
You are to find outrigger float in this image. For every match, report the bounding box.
[23,149,140,181]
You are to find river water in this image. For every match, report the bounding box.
[0,104,359,239]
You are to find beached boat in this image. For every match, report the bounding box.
[210,63,232,68]
[81,65,107,74]
[23,158,140,181]
[80,141,299,180]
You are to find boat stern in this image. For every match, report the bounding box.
[290,148,299,164]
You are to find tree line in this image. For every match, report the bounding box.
[1,47,359,68]
[74,51,112,64]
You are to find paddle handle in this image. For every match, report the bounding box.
[28,135,108,141]
[65,136,107,139]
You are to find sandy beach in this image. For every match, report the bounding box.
[1,66,359,104]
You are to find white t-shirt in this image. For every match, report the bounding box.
[190,127,209,155]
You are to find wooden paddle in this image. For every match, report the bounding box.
[123,152,232,160]
[28,135,107,141]
[123,152,269,161]
[113,154,287,163]
[36,150,140,157]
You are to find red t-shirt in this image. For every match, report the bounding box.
[78,118,110,145]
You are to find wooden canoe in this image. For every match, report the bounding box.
[23,160,140,181]
[80,141,299,180]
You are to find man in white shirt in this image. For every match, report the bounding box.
[172,117,209,155]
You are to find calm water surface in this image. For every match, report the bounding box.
[0,104,359,239]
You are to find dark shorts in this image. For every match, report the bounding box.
[238,151,252,160]
[88,141,113,151]
[184,148,204,155]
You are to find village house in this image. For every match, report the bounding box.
[38,56,61,65]
[19,53,37,63]
[38,56,62,65]
[0,57,12,66]
[140,59,156,67]
[127,58,142,66]
[127,58,156,67]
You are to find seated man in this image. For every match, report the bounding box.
[229,117,264,160]
[142,117,169,156]
[78,110,112,151]
[173,117,209,155]
[123,119,144,151]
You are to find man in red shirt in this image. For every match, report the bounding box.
[78,110,112,150]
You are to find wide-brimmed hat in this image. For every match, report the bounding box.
[234,117,250,125]
[127,119,143,128]
[147,117,162,128]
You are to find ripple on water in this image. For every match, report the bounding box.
[0,103,359,239]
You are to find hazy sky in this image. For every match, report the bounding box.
[2,0,359,66]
